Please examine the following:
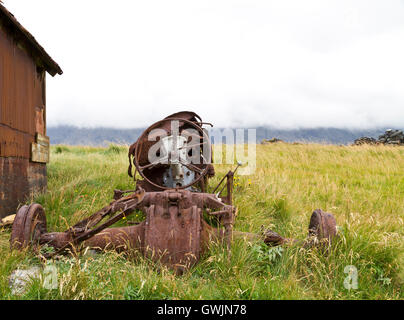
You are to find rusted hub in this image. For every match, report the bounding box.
[10,204,47,250]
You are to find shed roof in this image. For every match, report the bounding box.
[0,2,62,76]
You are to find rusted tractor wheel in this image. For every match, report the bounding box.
[308,209,337,244]
[133,117,212,190]
[10,204,47,250]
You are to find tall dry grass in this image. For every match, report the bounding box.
[0,143,402,299]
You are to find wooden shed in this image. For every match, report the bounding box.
[0,3,62,218]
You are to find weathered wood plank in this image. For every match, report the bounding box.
[31,133,49,163]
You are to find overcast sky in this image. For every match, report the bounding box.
[4,0,404,129]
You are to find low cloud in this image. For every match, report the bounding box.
[5,0,404,129]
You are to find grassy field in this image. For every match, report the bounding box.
[0,143,403,299]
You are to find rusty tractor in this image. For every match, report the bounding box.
[10,111,337,274]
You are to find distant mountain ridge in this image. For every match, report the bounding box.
[47,125,393,146]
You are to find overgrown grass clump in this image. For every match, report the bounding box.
[0,143,402,299]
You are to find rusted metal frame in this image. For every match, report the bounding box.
[199,176,206,193]
[82,223,145,252]
[41,190,145,258]
[212,162,241,195]
[113,189,137,200]
[67,206,114,235]
[213,172,233,206]
[42,204,136,258]
[212,162,240,200]
[225,170,234,206]
[207,208,234,249]
[201,193,235,250]
[212,171,229,194]
[69,190,144,233]
[72,189,145,235]
[233,209,337,248]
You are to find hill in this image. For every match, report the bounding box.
[47,126,391,146]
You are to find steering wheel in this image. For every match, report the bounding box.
[133,117,212,190]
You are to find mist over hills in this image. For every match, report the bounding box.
[47,126,393,146]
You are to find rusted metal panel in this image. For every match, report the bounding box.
[0,21,48,171]
[0,157,46,218]
[0,26,45,140]
[144,196,202,271]
[35,107,45,135]
[31,133,50,163]
[0,21,48,218]
[0,124,32,158]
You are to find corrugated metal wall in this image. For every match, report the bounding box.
[0,25,47,217]
[0,26,46,158]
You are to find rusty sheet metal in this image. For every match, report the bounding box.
[35,107,45,135]
[0,125,33,158]
[0,157,46,218]
[0,3,62,76]
[0,26,45,140]
[31,133,50,163]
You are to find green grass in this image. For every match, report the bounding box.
[0,143,403,299]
